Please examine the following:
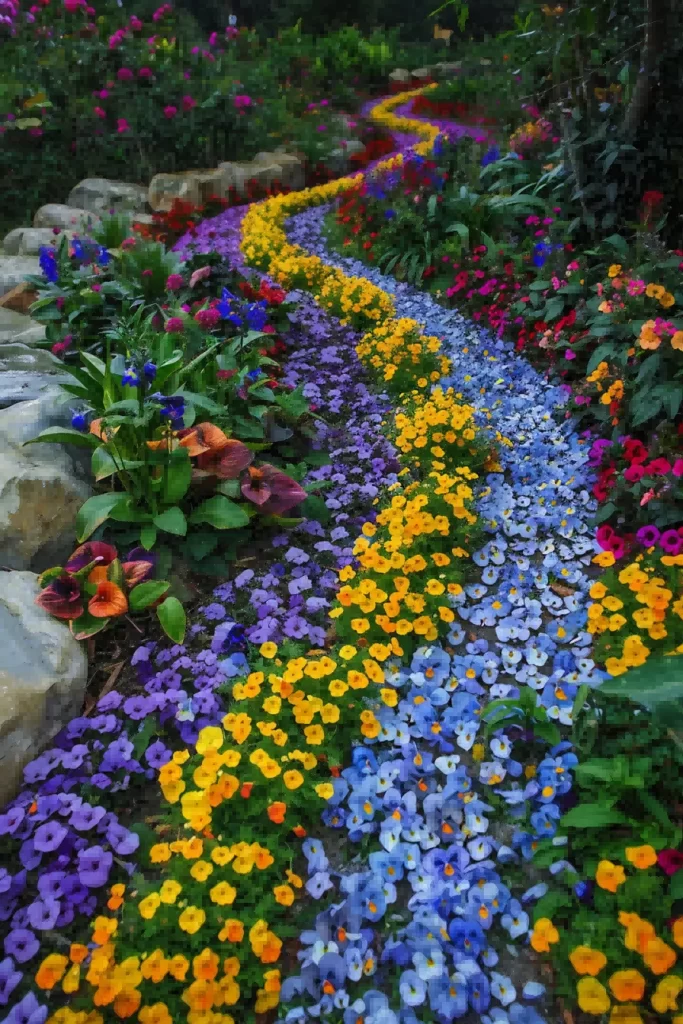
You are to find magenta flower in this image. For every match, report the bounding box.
[166,273,184,290]
[117,118,130,133]
[636,525,660,547]
[194,308,221,330]
[93,106,106,118]
[182,94,196,111]
[117,67,134,81]
[658,849,683,875]
[660,530,682,554]
[165,317,184,334]
[163,105,177,119]
[240,464,307,516]
[138,66,153,78]
[233,94,252,109]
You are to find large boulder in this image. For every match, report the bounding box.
[67,178,148,215]
[0,570,88,808]
[0,345,69,409]
[327,139,366,173]
[252,151,305,190]
[3,227,75,257]
[33,204,101,232]
[0,309,42,345]
[0,257,41,298]
[388,68,412,84]
[0,388,91,570]
[219,160,285,195]
[147,168,225,212]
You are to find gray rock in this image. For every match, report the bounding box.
[2,228,74,257]
[0,343,64,373]
[0,309,39,345]
[147,168,226,212]
[434,61,462,76]
[0,389,91,571]
[67,178,148,215]
[327,139,365,172]
[9,324,46,347]
[388,68,412,83]
[0,570,88,808]
[33,204,101,232]
[252,151,305,190]
[0,257,41,297]
[411,67,436,79]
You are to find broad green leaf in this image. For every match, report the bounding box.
[163,456,192,504]
[140,524,157,550]
[157,596,186,643]
[25,427,99,449]
[153,507,187,536]
[598,655,683,713]
[189,496,249,530]
[75,493,122,542]
[560,803,628,828]
[129,581,170,611]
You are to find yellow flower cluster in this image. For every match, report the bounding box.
[366,85,441,158]
[356,317,451,393]
[392,386,481,472]
[588,550,683,675]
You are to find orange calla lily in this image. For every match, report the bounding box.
[90,418,119,441]
[88,581,128,618]
[178,422,231,457]
[88,566,109,585]
[146,437,178,451]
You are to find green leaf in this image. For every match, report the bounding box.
[274,385,310,419]
[109,497,153,524]
[184,530,219,561]
[140,524,157,550]
[560,803,628,828]
[300,494,331,525]
[153,507,187,536]
[129,581,171,611]
[670,871,683,900]
[75,493,122,542]
[157,596,186,643]
[163,455,192,504]
[91,447,144,482]
[25,427,99,450]
[71,613,109,640]
[598,656,683,715]
[189,496,249,530]
[304,450,331,467]
[80,352,106,382]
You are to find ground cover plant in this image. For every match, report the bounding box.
[3,6,683,1020]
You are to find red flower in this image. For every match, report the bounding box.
[658,849,683,875]
[35,575,84,621]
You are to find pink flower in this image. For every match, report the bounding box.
[208,30,217,44]
[138,67,153,78]
[316,124,327,132]
[117,68,134,81]
[181,94,196,111]
[525,215,540,226]
[163,105,177,119]
[141,269,153,278]
[542,217,554,225]
[640,488,656,506]
[624,464,646,483]
[98,89,109,99]
[180,304,191,313]
[189,266,212,288]
[93,106,106,118]
[63,0,85,11]
[129,15,142,29]
[658,849,683,876]
[194,308,221,329]
[165,317,184,333]
[233,94,252,109]
[121,237,137,250]
[117,118,130,133]
[564,349,575,360]
[166,273,184,290]
[91,283,102,292]
[673,459,683,478]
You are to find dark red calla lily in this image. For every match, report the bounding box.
[240,463,307,516]
[35,575,84,620]
[66,541,118,574]
[195,438,254,480]
[658,849,683,875]
[123,547,157,588]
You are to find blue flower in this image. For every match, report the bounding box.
[247,367,263,381]
[38,246,59,283]
[122,366,140,388]
[246,301,269,331]
[468,973,491,1013]
[302,839,329,873]
[399,970,427,1007]
[481,145,501,167]
[71,411,88,432]
[143,361,157,382]
[98,246,111,266]
[384,209,396,220]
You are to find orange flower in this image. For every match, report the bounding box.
[88,581,128,618]
[240,782,253,798]
[643,937,677,975]
[192,949,219,981]
[595,860,626,893]
[259,932,282,964]
[267,801,286,824]
[671,331,683,351]
[107,884,125,911]
[620,913,656,954]
[625,845,657,870]
[292,825,307,838]
[218,919,244,943]
[570,946,608,976]
[112,987,141,1019]
[69,944,90,965]
[609,969,645,1002]
[88,565,109,585]
[35,954,69,990]
[530,918,559,952]
[672,918,683,948]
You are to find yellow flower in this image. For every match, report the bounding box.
[608,969,645,1002]
[651,974,683,1013]
[273,884,295,907]
[178,906,206,935]
[159,880,182,904]
[607,264,622,278]
[196,726,223,755]
[315,783,334,799]
[209,882,237,906]
[625,845,657,869]
[595,859,626,892]
[138,893,161,920]
[283,770,304,790]
[190,860,213,882]
[577,978,611,1015]
[570,947,607,976]
[260,642,278,658]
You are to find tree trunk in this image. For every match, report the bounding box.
[622,0,668,137]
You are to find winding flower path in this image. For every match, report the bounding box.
[170,91,604,1022]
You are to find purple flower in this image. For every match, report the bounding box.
[145,741,171,768]
[37,873,66,900]
[636,524,660,547]
[26,898,60,931]
[0,957,22,1005]
[0,873,10,897]
[70,805,107,832]
[2,929,37,966]
[234,569,255,588]
[123,695,153,720]
[0,810,25,837]
[201,603,226,621]
[61,744,89,770]
[2,991,48,1024]
[32,822,68,854]
[106,823,139,856]
[77,846,113,888]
